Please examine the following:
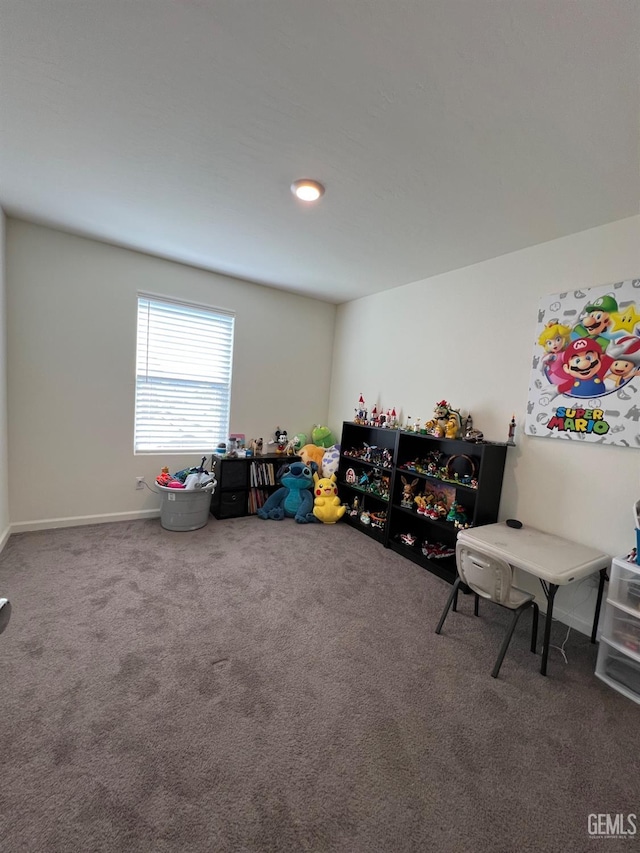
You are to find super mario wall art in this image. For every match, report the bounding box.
[525,278,640,448]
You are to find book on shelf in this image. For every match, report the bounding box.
[248,487,271,514]
[250,461,277,487]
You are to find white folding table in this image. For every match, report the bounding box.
[456,522,610,675]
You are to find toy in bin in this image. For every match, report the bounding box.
[156,457,216,491]
[156,466,172,487]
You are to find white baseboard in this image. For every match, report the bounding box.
[10,508,161,534]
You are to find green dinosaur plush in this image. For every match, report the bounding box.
[312,424,335,449]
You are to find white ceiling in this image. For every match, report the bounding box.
[1,1,639,304]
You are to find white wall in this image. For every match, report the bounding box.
[0,210,9,549]
[7,220,336,529]
[329,215,640,633]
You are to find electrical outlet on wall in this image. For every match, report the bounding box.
[136,476,145,490]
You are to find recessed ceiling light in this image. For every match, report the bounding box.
[291,179,325,202]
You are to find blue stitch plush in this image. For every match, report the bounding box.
[257,461,317,523]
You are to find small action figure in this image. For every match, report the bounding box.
[269,427,288,453]
[507,415,516,446]
[250,437,263,456]
[355,394,367,424]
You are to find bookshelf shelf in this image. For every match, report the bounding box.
[209,453,298,519]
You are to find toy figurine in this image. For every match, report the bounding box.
[446,501,470,529]
[444,415,459,440]
[463,412,484,443]
[355,394,367,424]
[507,414,516,445]
[425,400,462,439]
[284,435,301,455]
[156,466,172,486]
[369,468,383,494]
[435,498,449,519]
[268,427,288,453]
[414,493,428,515]
[446,501,464,524]
[358,470,371,488]
[249,437,263,456]
[401,476,419,507]
[426,455,439,476]
[379,475,391,500]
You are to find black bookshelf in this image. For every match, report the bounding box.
[209,453,298,519]
[337,421,508,584]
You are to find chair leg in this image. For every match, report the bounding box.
[436,578,462,635]
[452,585,459,612]
[474,594,480,617]
[491,606,526,678]
[530,602,539,654]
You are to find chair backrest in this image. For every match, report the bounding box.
[0,598,11,635]
[455,543,514,605]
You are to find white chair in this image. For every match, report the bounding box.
[435,543,539,678]
[0,598,10,635]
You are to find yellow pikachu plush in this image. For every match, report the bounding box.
[312,473,346,524]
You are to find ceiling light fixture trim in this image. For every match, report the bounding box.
[291,179,325,202]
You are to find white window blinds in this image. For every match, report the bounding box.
[135,295,234,453]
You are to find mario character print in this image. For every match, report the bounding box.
[526,278,640,447]
[558,338,611,398]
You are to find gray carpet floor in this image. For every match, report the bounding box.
[0,517,637,853]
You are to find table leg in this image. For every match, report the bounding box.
[591,568,608,644]
[541,583,558,676]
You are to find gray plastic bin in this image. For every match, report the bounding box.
[157,485,212,531]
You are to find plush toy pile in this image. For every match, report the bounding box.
[257,425,343,525]
[298,442,340,479]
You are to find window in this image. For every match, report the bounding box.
[135,294,234,453]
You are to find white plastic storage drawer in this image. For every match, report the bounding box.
[600,602,640,656]
[607,557,640,612]
[595,638,640,704]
